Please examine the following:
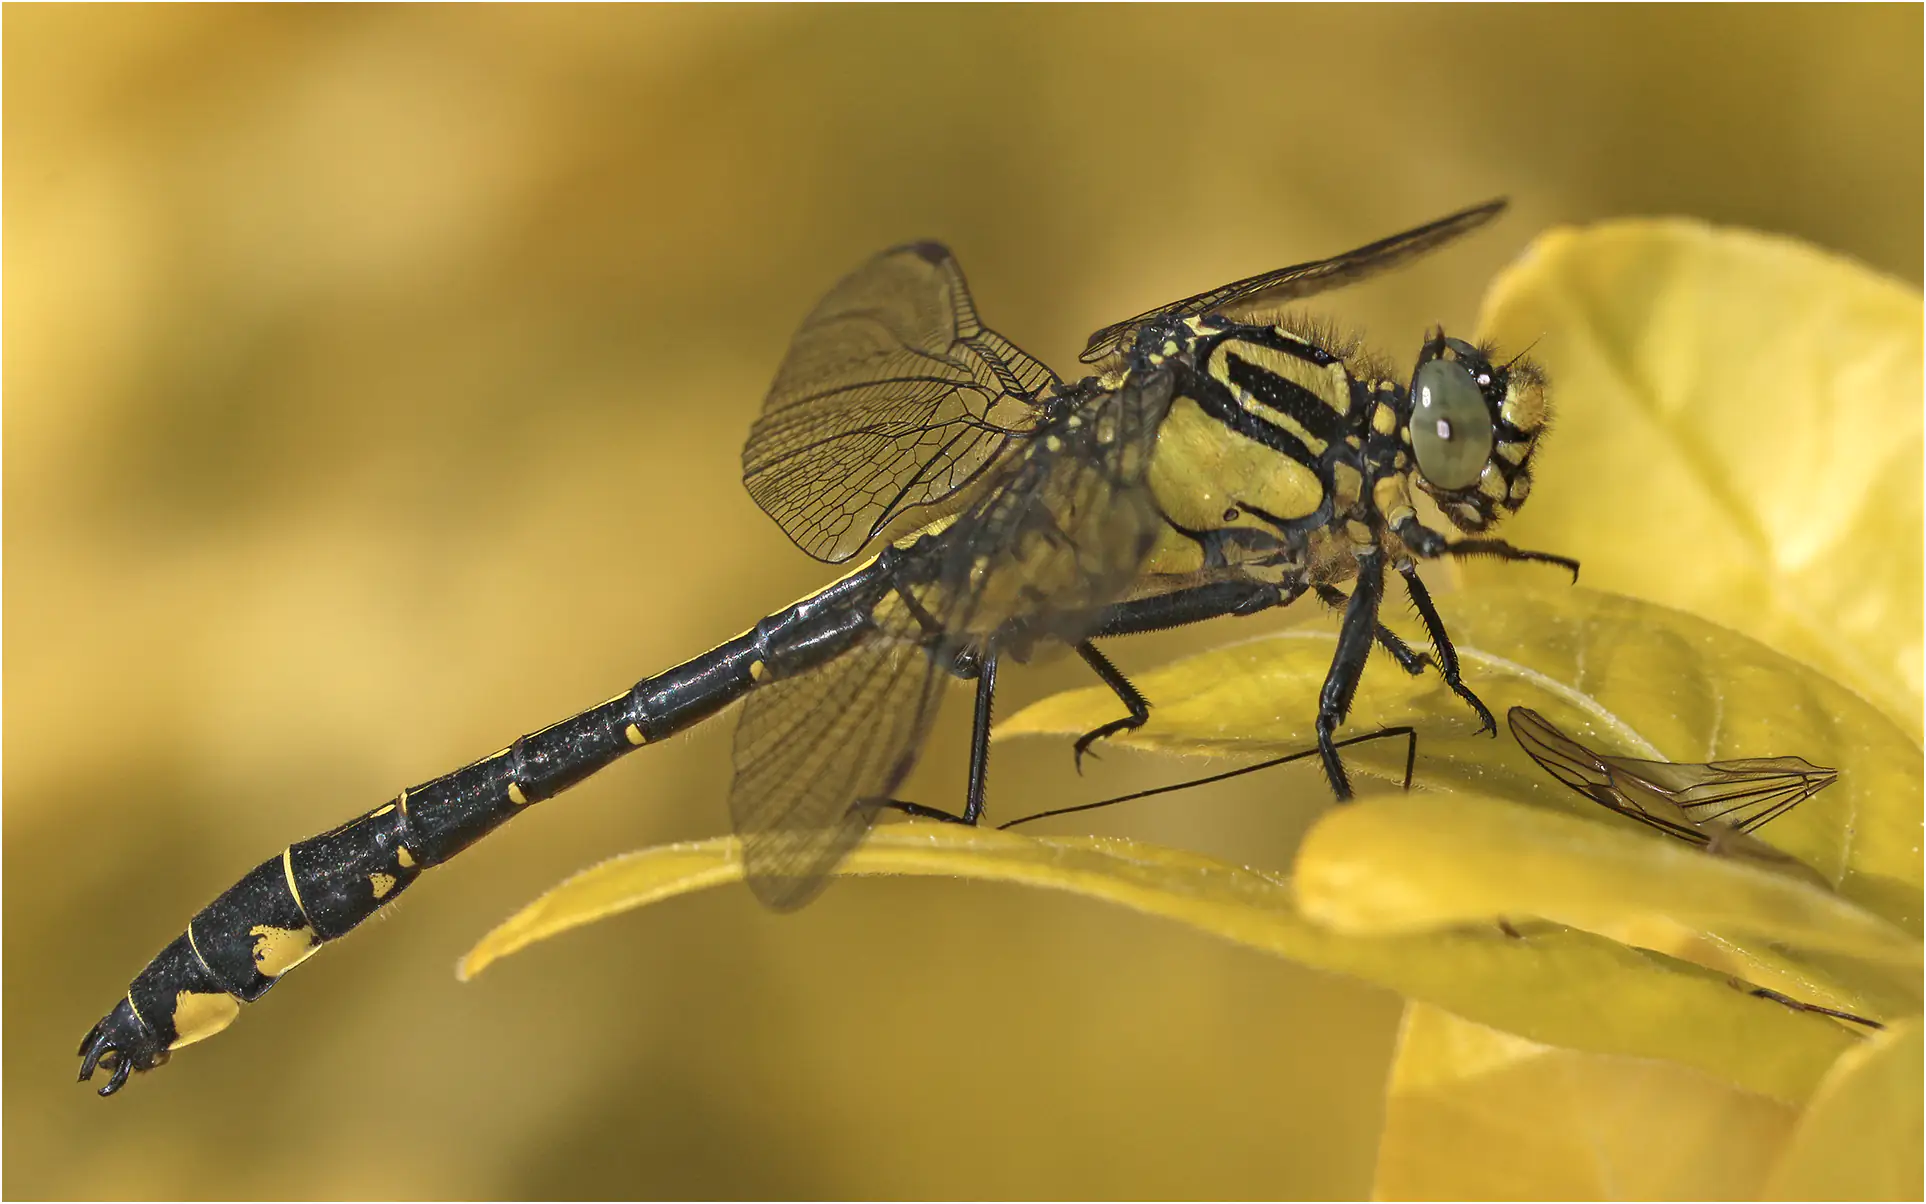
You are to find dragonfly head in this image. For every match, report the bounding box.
[1405,328,1548,533]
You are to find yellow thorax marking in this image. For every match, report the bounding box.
[1148,396,1324,530]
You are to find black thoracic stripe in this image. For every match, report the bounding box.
[1182,375,1321,469]
[78,555,897,1093]
[1220,351,1349,447]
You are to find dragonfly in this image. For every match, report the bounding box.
[80,198,1576,1096]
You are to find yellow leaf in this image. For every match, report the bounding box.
[1375,1002,1797,1201]
[1765,1020,1924,1200]
[1476,218,1924,741]
[463,825,1864,1105]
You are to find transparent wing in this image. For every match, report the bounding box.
[1507,706,1708,844]
[930,371,1177,645]
[1596,753,1839,834]
[728,373,1175,909]
[1079,199,1507,365]
[743,242,1060,564]
[1507,707,1838,845]
[731,631,947,911]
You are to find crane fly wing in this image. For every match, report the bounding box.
[1595,753,1838,834]
[1079,199,1508,365]
[1506,706,1708,844]
[728,373,1175,908]
[744,243,1059,564]
[1508,707,1839,850]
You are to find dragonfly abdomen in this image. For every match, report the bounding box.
[78,559,896,1095]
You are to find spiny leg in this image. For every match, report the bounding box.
[1389,514,1580,582]
[1065,579,1300,769]
[1070,642,1150,773]
[1316,552,1387,801]
[1315,582,1432,676]
[1090,580,1291,637]
[1394,560,1495,736]
[1440,538,1580,580]
[878,650,998,826]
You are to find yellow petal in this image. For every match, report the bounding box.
[1477,218,1924,740]
[1765,1020,1924,1200]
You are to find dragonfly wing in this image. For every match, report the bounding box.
[744,243,1059,563]
[727,372,1175,909]
[1079,200,1508,364]
[730,629,947,911]
[929,369,1178,646]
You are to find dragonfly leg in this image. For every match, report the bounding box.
[1090,580,1294,639]
[1316,552,1386,801]
[1393,561,1495,736]
[961,652,997,823]
[1069,642,1149,773]
[1315,582,1432,676]
[1070,579,1307,770]
[875,651,998,826]
[1391,513,1579,581]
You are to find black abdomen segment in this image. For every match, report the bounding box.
[77,560,891,1096]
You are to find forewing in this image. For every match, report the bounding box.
[730,628,947,911]
[744,242,1060,563]
[1079,199,1507,364]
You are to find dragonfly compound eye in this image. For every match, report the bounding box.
[1409,357,1493,491]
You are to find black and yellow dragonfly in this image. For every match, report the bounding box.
[80,199,1575,1095]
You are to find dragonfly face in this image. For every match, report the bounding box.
[82,199,1579,1096]
[1405,332,1548,534]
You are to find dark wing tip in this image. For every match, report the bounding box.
[903,240,953,264]
[1078,198,1511,367]
[1078,328,1123,364]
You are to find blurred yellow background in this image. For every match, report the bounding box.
[7,6,1919,1198]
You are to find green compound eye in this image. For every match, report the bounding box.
[1410,358,1494,490]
